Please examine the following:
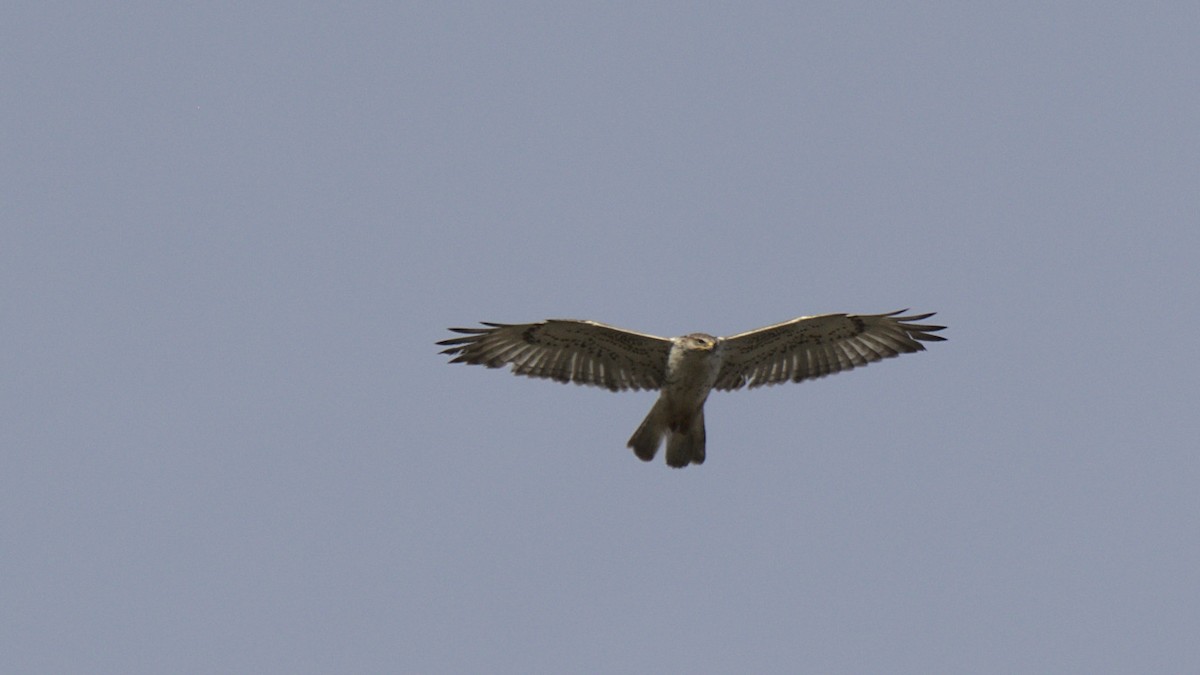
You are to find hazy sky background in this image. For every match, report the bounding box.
[4,3,1198,673]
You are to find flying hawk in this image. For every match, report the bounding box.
[438,310,945,468]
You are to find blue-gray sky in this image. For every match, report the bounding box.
[4,3,1198,673]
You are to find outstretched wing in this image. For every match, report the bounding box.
[714,310,945,391]
[438,320,672,391]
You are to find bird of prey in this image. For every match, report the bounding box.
[438,310,945,468]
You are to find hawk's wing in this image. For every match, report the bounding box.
[714,310,945,390]
[438,320,672,391]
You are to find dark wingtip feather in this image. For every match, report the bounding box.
[892,311,946,342]
[437,322,502,353]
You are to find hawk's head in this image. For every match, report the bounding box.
[681,333,718,352]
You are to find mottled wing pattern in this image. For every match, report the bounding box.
[714,310,946,390]
[438,320,672,391]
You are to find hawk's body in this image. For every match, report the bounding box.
[628,333,723,466]
[438,311,945,467]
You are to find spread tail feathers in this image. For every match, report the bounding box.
[628,401,706,468]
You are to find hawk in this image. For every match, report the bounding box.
[438,310,945,468]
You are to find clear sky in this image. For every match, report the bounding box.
[4,3,1198,673]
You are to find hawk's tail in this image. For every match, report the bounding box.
[665,410,705,468]
[627,399,666,463]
